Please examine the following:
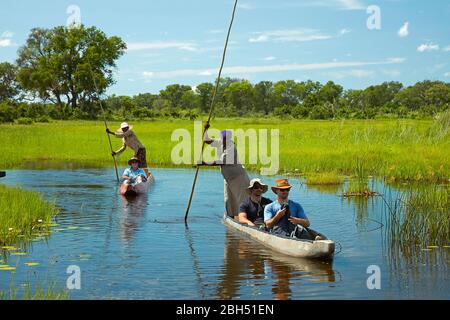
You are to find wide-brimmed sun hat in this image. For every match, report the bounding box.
[117,122,133,132]
[271,178,292,193]
[246,178,268,194]
[128,157,140,165]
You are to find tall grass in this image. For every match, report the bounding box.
[0,119,448,182]
[0,282,69,300]
[0,185,59,245]
[383,185,450,248]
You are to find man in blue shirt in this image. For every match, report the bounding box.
[264,179,322,240]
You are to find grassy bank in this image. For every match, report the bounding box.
[0,281,69,300]
[0,118,449,182]
[0,185,59,245]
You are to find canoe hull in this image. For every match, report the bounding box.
[120,175,154,196]
[223,214,335,260]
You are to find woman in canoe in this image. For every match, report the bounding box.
[122,157,147,185]
[199,123,250,219]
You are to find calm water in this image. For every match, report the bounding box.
[0,168,449,299]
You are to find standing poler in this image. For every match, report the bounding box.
[107,122,152,178]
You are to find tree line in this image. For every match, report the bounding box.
[1,25,449,123]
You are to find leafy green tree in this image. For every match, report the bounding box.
[159,84,193,109]
[224,80,254,115]
[254,81,275,115]
[16,25,126,116]
[0,62,20,102]
[195,82,214,113]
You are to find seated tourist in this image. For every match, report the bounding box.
[237,178,272,227]
[264,179,323,240]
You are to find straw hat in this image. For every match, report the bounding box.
[117,122,133,132]
[271,178,292,193]
[246,178,268,194]
[128,157,140,165]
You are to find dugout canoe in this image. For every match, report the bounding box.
[120,174,154,196]
[223,213,335,260]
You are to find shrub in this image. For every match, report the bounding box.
[15,117,33,125]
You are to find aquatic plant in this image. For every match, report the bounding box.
[0,185,59,245]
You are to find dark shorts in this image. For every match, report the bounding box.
[135,148,148,168]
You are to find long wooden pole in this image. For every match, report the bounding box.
[184,0,239,222]
[88,63,120,183]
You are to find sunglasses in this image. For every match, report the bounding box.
[278,188,291,192]
[252,185,264,190]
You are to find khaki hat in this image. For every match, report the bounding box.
[271,178,292,193]
[128,157,140,165]
[246,178,268,194]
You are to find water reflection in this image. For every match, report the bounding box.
[119,194,149,245]
[217,230,335,300]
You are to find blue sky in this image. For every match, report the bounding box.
[0,0,449,95]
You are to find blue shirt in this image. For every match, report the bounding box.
[123,167,146,180]
[264,200,308,222]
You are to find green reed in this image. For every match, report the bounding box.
[0,185,59,245]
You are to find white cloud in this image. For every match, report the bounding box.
[0,39,12,47]
[417,43,439,52]
[127,41,198,52]
[142,57,405,79]
[249,29,332,43]
[0,30,14,47]
[444,72,450,77]
[262,56,276,61]
[297,0,365,10]
[398,22,409,37]
[237,3,253,10]
[207,29,223,34]
[1,31,14,38]
[339,28,351,35]
[443,46,450,52]
[336,0,365,10]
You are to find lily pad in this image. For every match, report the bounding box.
[24,262,39,267]
[1,246,18,251]
[0,266,16,271]
[11,252,27,256]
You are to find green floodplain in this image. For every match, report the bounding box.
[0,118,449,183]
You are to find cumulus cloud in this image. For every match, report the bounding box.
[339,28,351,35]
[398,22,409,37]
[0,30,14,47]
[417,43,439,52]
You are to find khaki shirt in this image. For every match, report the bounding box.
[114,130,145,155]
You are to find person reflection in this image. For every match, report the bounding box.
[217,230,335,300]
[119,194,148,245]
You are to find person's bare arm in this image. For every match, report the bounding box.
[265,208,286,229]
[288,217,310,228]
[238,212,255,227]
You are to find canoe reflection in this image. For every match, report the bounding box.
[119,194,149,245]
[218,230,335,300]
